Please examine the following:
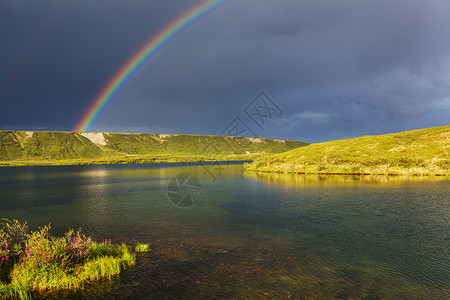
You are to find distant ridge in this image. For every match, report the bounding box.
[246,126,450,175]
[0,131,308,166]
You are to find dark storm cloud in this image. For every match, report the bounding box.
[1,0,449,142]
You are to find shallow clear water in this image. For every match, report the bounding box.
[0,162,449,299]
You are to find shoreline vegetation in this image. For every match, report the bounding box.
[245,126,450,176]
[0,219,149,300]
[0,155,253,167]
[0,131,308,167]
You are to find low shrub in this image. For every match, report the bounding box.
[0,219,136,299]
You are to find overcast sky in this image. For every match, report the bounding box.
[1,0,449,142]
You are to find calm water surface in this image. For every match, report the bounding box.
[0,163,448,299]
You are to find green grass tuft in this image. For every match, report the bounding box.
[134,243,149,253]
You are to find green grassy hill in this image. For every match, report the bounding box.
[246,126,450,175]
[0,131,308,166]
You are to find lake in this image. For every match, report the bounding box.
[0,162,448,299]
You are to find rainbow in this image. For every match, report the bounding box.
[74,0,229,132]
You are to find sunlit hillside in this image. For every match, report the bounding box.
[0,131,308,166]
[246,126,450,175]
